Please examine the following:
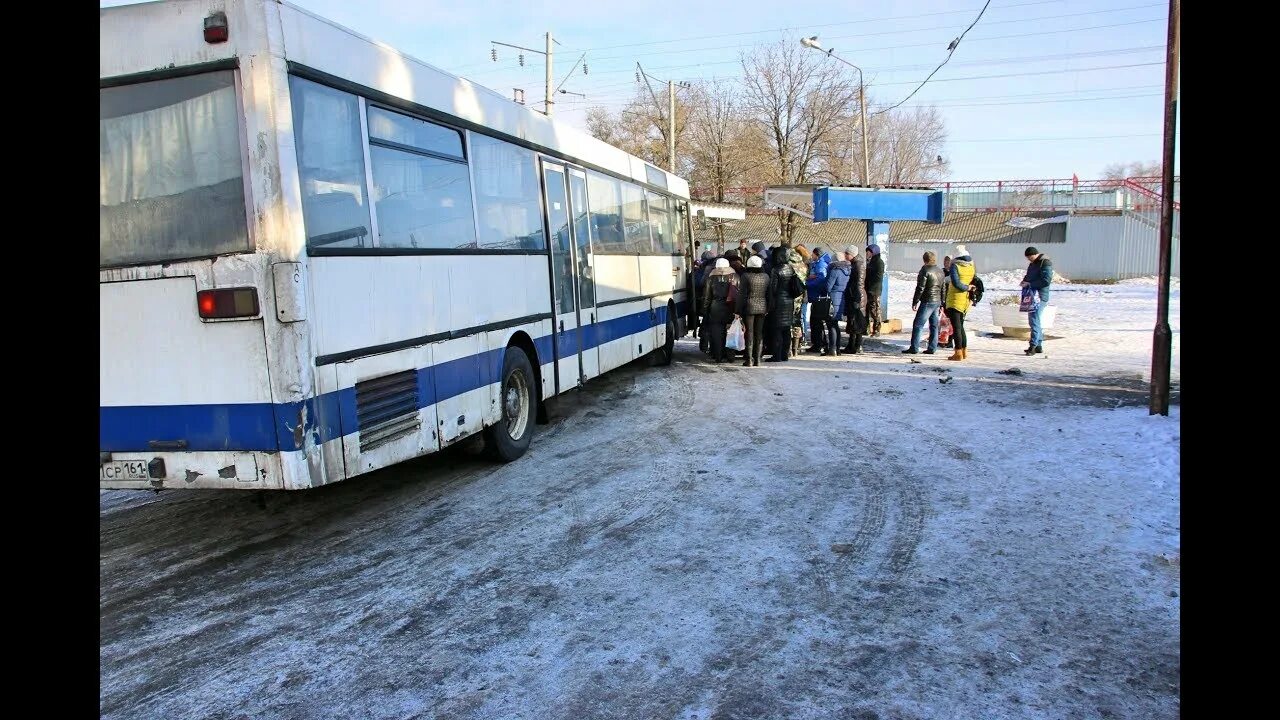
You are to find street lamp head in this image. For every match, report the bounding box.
[801,36,823,50]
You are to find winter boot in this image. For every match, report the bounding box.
[852,335,864,354]
[1024,345,1042,356]
[948,348,964,361]
[902,347,919,354]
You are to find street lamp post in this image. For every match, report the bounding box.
[802,36,870,187]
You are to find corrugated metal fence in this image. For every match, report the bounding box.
[884,211,1180,280]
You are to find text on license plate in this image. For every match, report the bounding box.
[101,460,148,481]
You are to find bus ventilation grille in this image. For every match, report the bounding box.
[355,369,421,452]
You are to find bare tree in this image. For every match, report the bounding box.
[867,106,949,186]
[584,86,691,173]
[740,36,860,243]
[1102,160,1163,179]
[683,83,770,201]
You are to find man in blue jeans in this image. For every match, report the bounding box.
[1021,246,1053,355]
[903,251,944,354]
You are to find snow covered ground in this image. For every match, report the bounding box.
[101,278,1180,719]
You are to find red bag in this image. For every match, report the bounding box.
[938,310,953,344]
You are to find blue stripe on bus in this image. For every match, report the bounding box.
[101,302,684,453]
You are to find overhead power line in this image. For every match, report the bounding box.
[444,0,1075,72]
[873,0,992,115]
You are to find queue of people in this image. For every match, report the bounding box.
[695,241,883,364]
[694,240,1012,365]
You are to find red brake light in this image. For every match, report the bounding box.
[197,288,259,319]
[204,12,228,44]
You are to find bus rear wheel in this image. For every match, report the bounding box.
[484,347,535,462]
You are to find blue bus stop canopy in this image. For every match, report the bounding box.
[813,186,944,223]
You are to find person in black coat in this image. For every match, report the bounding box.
[843,244,868,354]
[865,244,885,337]
[735,255,772,366]
[765,246,804,362]
[701,258,740,363]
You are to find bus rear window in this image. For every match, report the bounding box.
[100,71,250,268]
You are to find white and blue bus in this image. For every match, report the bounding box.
[100,0,693,490]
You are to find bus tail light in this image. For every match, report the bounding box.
[197,288,259,319]
[204,12,229,44]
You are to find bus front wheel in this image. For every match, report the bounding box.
[485,347,536,462]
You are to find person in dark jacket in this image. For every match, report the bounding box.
[824,248,852,356]
[864,244,886,337]
[1021,246,1053,356]
[736,255,771,366]
[701,258,740,363]
[805,247,833,353]
[940,255,954,348]
[903,251,944,354]
[694,250,715,350]
[842,244,868,354]
[724,248,746,275]
[765,246,804,362]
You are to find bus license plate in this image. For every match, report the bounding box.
[101,460,149,481]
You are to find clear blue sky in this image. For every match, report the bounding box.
[101,0,1179,182]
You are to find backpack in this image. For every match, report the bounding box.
[968,276,985,305]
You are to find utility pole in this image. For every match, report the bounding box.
[1149,0,1179,416]
[858,81,870,186]
[636,63,689,172]
[491,33,573,117]
[668,80,676,172]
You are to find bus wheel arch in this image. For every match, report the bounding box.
[504,331,548,425]
[652,301,677,366]
[484,338,539,462]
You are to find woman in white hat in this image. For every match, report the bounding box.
[701,257,741,363]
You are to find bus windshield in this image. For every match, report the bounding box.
[100,70,251,268]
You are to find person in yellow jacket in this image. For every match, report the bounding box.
[945,245,977,361]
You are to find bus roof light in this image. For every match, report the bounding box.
[204,12,229,44]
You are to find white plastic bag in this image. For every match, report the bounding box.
[726,318,745,350]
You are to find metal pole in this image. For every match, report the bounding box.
[849,120,856,184]
[1149,0,1179,416]
[669,80,676,171]
[544,32,553,117]
[859,71,870,186]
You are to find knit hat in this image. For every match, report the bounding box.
[747,256,763,268]
[751,241,766,253]
[844,244,860,256]
[1024,246,1039,257]
[954,244,969,257]
[715,258,729,268]
[868,244,881,256]
[701,250,714,261]
[724,249,740,260]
